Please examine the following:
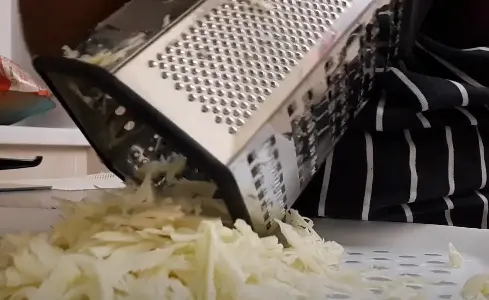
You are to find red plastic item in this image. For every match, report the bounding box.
[0,55,51,97]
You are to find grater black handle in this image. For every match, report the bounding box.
[32,55,250,227]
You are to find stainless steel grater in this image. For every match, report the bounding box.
[32,0,407,234]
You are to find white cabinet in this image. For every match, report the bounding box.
[0,126,108,180]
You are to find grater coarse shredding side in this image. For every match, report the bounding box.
[33,0,411,234]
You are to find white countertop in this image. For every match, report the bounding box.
[0,187,122,234]
[0,189,96,234]
[0,125,90,146]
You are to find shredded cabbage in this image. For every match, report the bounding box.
[463,274,489,300]
[448,242,464,268]
[248,0,274,11]
[62,13,172,68]
[0,159,479,299]
[62,33,147,67]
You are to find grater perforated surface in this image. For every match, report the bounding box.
[150,0,352,134]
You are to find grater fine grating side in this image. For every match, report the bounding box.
[33,0,407,234]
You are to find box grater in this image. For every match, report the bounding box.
[32,0,410,234]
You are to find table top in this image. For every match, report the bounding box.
[1,189,488,257]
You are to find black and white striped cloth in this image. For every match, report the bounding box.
[295,19,489,229]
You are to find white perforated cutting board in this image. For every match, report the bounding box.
[315,219,489,300]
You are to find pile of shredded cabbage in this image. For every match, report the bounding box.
[0,160,487,299]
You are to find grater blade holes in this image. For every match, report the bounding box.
[115,106,126,115]
[124,121,135,131]
[151,0,351,134]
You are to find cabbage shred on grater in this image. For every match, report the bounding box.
[33,0,409,234]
